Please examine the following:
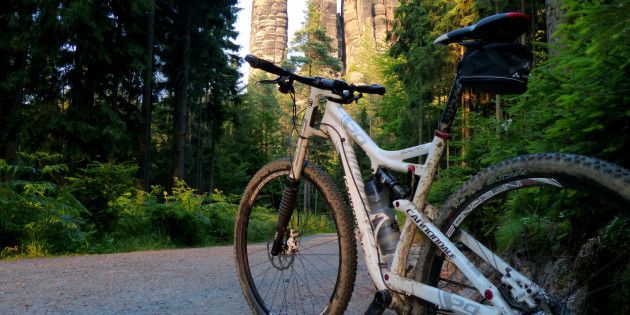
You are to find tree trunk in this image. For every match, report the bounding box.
[461,90,470,166]
[545,0,565,57]
[140,2,155,191]
[3,7,30,170]
[418,77,424,164]
[195,96,206,191]
[173,0,192,182]
[208,123,218,194]
[2,97,22,181]
[2,50,26,173]
[109,72,120,164]
[495,95,502,138]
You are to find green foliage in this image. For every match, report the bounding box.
[428,165,477,207]
[0,155,247,259]
[389,0,466,103]
[66,161,139,234]
[387,0,630,207]
[0,155,88,258]
[211,85,271,195]
[246,206,278,243]
[245,71,288,161]
[2,0,629,264]
[153,0,241,188]
[1,0,242,197]
[143,181,237,246]
[514,0,630,167]
[288,4,342,77]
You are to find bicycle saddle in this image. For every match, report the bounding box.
[434,12,530,46]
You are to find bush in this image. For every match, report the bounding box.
[143,181,237,247]
[0,155,88,257]
[66,161,139,234]
[0,156,242,259]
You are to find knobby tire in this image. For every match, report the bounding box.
[234,158,357,315]
[412,153,630,314]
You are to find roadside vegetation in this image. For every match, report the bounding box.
[1,0,628,260]
[0,153,246,259]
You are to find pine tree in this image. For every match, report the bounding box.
[288,4,342,78]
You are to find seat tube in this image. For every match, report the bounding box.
[391,76,464,273]
[438,76,464,135]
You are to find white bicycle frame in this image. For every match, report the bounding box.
[291,86,541,315]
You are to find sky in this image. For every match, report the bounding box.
[234,0,342,85]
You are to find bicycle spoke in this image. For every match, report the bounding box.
[235,160,355,314]
[426,159,630,314]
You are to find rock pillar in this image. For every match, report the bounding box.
[342,0,398,81]
[250,0,288,66]
[310,0,340,58]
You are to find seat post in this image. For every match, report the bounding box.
[438,75,465,135]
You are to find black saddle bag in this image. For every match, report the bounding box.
[457,43,533,95]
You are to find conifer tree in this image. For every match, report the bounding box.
[288,4,342,78]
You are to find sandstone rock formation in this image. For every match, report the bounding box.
[342,0,399,82]
[249,0,288,66]
[309,0,340,58]
[249,0,399,81]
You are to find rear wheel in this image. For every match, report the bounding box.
[414,153,630,314]
[234,158,357,314]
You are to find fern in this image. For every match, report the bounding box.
[0,158,88,257]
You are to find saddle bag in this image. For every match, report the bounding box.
[457,43,533,95]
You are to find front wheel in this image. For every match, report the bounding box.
[414,153,630,314]
[234,158,357,314]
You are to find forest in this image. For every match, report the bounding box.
[1,0,629,258]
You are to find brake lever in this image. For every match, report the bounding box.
[353,92,364,103]
[255,76,294,94]
[255,77,283,86]
[340,91,363,104]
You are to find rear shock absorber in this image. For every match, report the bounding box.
[375,168,408,200]
[270,177,300,256]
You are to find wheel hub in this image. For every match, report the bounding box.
[267,229,299,270]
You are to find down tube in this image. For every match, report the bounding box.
[321,121,387,291]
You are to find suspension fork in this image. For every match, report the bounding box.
[270,90,323,256]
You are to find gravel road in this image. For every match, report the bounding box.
[0,236,395,314]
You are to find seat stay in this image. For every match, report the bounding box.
[434,12,530,46]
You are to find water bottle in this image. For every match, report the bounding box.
[365,179,401,255]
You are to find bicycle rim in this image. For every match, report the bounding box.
[235,159,356,314]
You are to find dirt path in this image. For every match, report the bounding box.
[0,237,394,314]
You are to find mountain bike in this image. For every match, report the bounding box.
[234,12,630,314]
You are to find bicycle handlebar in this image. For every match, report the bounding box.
[245,54,385,96]
[245,55,290,77]
[354,84,386,95]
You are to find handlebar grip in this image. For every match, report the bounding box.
[354,84,386,95]
[245,55,290,77]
